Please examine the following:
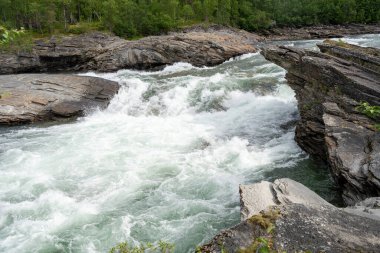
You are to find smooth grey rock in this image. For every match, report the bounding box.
[273,178,333,207]
[239,178,332,220]
[239,181,277,221]
[0,74,119,125]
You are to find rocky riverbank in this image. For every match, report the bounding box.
[0,28,258,74]
[3,24,380,75]
[0,74,119,125]
[257,23,380,41]
[199,179,380,253]
[261,40,380,205]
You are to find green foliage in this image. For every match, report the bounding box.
[109,241,174,253]
[356,102,380,131]
[0,25,25,45]
[356,102,380,119]
[0,0,379,38]
[67,22,104,34]
[238,237,274,253]
[0,25,33,53]
[248,208,281,233]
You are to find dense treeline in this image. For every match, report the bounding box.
[0,0,379,38]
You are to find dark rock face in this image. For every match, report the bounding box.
[0,74,119,125]
[199,179,380,253]
[0,29,258,74]
[261,41,380,205]
[258,24,380,41]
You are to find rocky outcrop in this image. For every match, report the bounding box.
[239,179,332,220]
[199,179,380,253]
[0,74,119,125]
[261,41,380,205]
[0,28,258,74]
[258,23,380,41]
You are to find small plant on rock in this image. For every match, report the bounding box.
[356,102,380,131]
[109,241,174,253]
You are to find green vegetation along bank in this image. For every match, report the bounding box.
[0,0,379,38]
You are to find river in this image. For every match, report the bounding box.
[1,34,379,253]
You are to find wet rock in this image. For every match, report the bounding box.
[0,28,258,74]
[0,74,119,125]
[199,179,380,253]
[261,41,380,205]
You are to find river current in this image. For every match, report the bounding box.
[1,35,379,253]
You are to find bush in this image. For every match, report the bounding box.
[356,101,380,131]
[0,25,33,53]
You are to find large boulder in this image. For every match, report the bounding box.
[199,179,380,253]
[0,28,258,74]
[261,41,380,205]
[0,74,119,125]
[239,178,332,220]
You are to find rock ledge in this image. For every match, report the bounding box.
[0,74,119,125]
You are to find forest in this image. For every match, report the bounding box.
[0,0,379,38]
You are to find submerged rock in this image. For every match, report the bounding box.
[0,28,258,74]
[199,179,380,253]
[0,74,119,125]
[261,41,380,205]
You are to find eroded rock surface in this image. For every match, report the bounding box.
[0,74,119,125]
[199,179,380,253]
[261,41,380,205]
[0,28,258,74]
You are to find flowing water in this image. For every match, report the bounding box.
[1,35,379,253]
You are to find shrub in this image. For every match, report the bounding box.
[356,102,380,131]
[0,25,33,53]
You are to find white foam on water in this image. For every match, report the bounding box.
[1,35,378,253]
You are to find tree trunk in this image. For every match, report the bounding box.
[64,6,67,31]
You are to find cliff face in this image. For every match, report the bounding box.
[261,41,380,205]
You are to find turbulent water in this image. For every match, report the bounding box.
[1,35,379,253]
